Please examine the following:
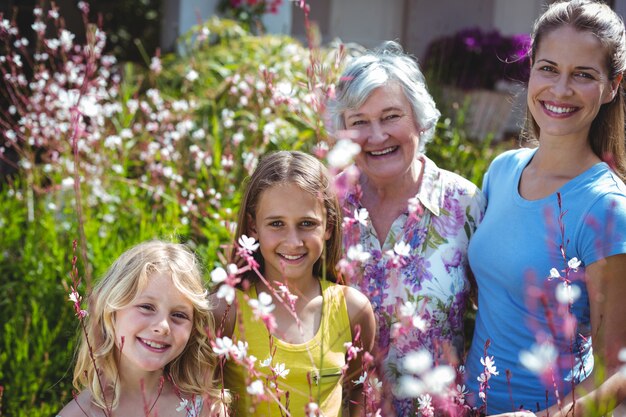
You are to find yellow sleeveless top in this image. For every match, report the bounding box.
[223,280,352,417]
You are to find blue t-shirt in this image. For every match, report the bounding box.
[466,148,626,414]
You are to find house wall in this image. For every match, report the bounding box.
[404,0,496,60]
[493,0,545,36]
[327,0,404,48]
[161,0,218,53]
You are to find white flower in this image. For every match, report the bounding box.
[549,268,561,279]
[327,139,361,169]
[210,267,227,283]
[395,375,425,397]
[555,282,581,304]
[238,234,260,253]
[371,377,383,390]
[354,208,369,226]
[520,342,558,375]
[68,292,80,303]
[480,355,499,376]
[176,398,189,412]
[273,362,290,378]
[408,197,421,214]
[78,95,99,118]
[306,402,319,417]
[477,372,490,383]
[185,69,199,82]
[394,241,411,257]
[150,56,162,74]
[421,365,456,394]
[457,384,469,404]
[233,340,248,361]
[61,177,74,188]
[213,337,234,359]
[346,244,371,263]
[59,29,75,51]
[31,21,46,33]
[260,356,272,367]
[249,292,275,317]
[402,349,432,375]
[399,301,416,318]
[418,394,433,414]
[247,380,264,396]
[619,348,626,377]
[568,257,581,270]
[412,315,428,331]
[352,371,367,385]
[104,135,121,149]
[216,284,235,305]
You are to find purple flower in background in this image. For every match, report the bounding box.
[424,27,531,89]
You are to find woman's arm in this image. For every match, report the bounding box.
[491,254,626,417]
[343,286,376,417]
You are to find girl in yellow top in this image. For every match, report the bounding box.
[212,151,376,417]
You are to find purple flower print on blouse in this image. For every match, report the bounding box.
[432,192,465,238]
[340,156,486,416]
[442,247,463,272]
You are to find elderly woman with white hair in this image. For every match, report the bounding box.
[329,41,486,415]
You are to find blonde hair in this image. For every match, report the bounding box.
[231,150,342,284]
[72,240,226,411]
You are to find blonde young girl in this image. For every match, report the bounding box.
[213,151,376,417]
[58,240,227,417]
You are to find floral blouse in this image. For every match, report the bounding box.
[341,156,486,414]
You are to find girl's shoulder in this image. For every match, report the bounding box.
[56,390,96,417]
[333,284,376,349]
[335,284,370,312]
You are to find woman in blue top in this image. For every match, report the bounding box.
[466,1,626,416]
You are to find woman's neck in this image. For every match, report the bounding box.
[531,137,600,178]
[360,156,424,202]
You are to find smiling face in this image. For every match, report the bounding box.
[249,182,330,284]
[343,82,422,186]
[113,271,193,376]
[528,25,618,143]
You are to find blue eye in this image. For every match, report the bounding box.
[574,71,594,80]
[172,312,190,320]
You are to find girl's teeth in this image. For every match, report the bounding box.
[282,254,303,260]
[545,103,576,114]
[370,146,396,156]
[144,340,166,348]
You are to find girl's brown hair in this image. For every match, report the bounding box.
[231,150,342,283]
